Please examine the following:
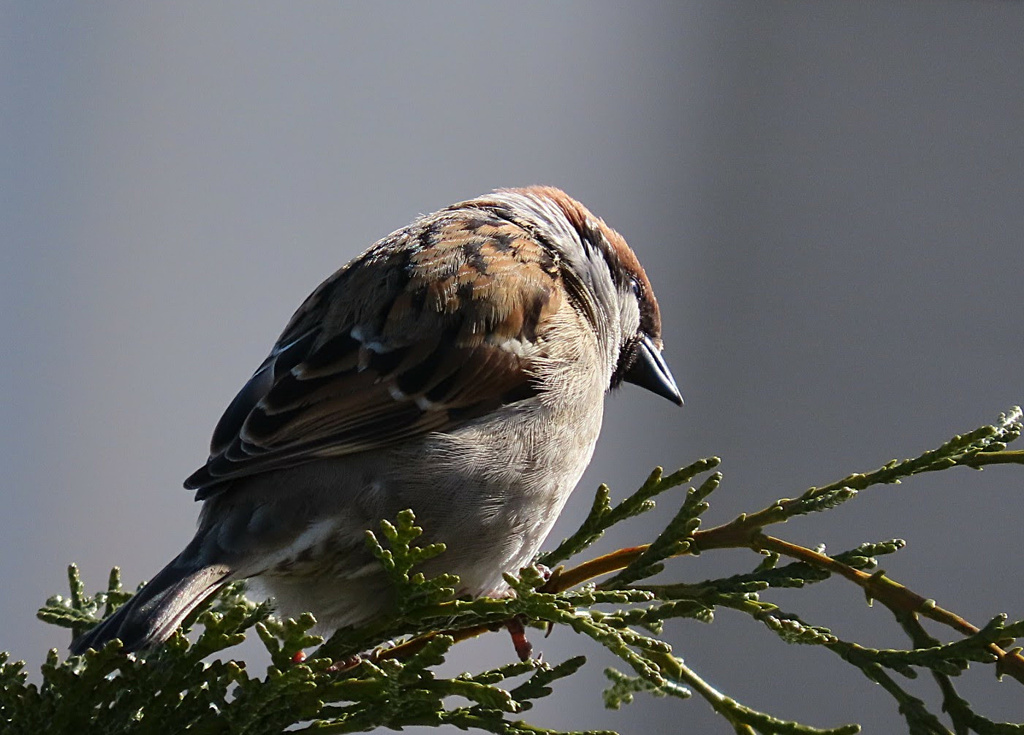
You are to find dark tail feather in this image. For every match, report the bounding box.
[70,558,232,655]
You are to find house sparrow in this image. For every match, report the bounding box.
[71,186,682,655]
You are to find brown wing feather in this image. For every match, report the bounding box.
[185,207,563,495]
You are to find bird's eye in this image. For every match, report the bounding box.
[630,278,642,299]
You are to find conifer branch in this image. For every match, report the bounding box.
[9,406,1022,734]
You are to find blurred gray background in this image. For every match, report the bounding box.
[3,2,1024,732]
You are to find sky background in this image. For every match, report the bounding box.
[3,2,1024,733]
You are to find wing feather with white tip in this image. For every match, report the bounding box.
[185,208,563,496]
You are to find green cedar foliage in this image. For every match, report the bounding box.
[5,408,1023,734]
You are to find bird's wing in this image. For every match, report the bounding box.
[185,209,564,495]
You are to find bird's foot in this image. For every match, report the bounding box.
[505,616,534,661]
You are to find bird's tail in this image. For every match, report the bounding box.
[70,556,232,655]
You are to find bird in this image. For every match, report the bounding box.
[70,186,683,655]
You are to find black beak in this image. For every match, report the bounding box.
[624,334,684,406]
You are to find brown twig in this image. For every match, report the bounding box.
[753,534,1024,685]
